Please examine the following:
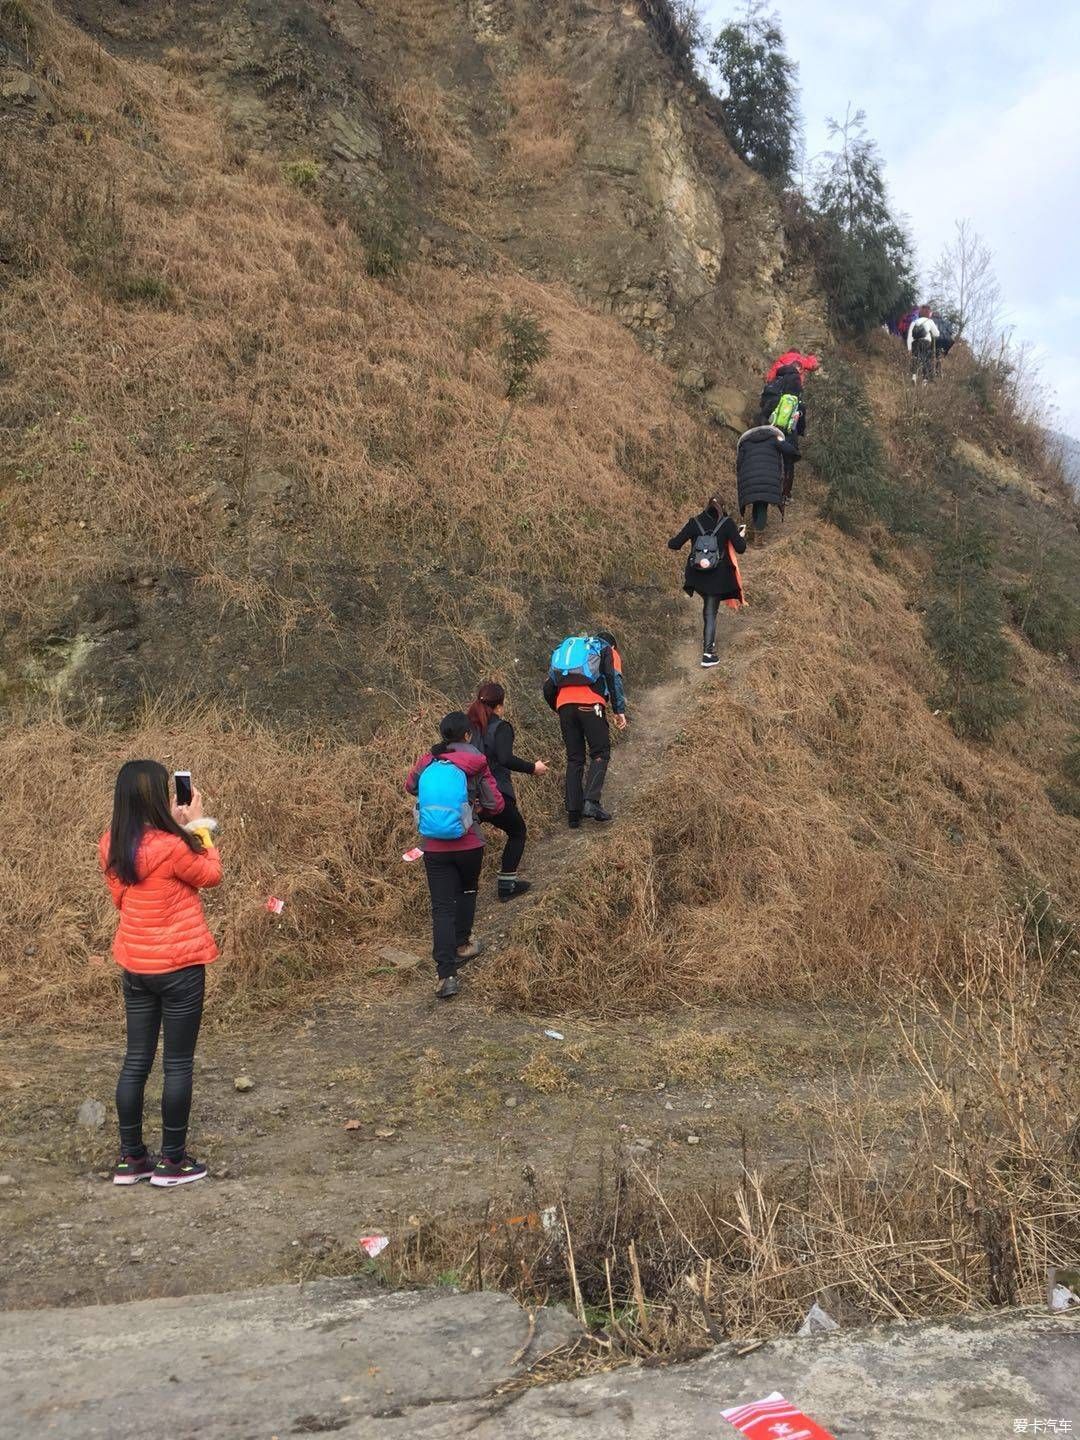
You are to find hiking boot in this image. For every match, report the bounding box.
[150,1154,207,1187]
[498,878,532,902]
[701,651,720,668]
[583,802,614,824]
[567,813,582,829]
[436,974,461,1000]
[113,1152,155,1186]
[456,937,482,963]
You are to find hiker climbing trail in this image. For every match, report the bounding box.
[466,507,811,960]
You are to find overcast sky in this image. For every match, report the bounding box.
[701,0,1080,436]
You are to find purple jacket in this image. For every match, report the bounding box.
[405,742,505,851]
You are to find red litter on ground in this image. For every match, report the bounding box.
[722,1392,837,1440]
[358,1235,389,1258]
[402,847,424,863]
[265,896,285,915]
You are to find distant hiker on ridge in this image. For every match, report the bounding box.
[668,494,747,667]
[467,680,549,902]
[908,305,940,383]
[543,631,627,828]
[405,712,504,1001]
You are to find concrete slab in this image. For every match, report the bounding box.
[1,1279,1075,1439]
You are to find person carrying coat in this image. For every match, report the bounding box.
[668,496,747,667]
[737,424,800,532]
[405,712,504,1000]
[467,681,548,902]
[100,760,222,1188]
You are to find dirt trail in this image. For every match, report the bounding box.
[470,512,804,941]
[0,513,864,1312]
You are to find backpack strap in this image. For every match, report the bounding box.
[709,515,724,537]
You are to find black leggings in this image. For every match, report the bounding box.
[485,795,527,874]
[702,594,721,654]
[423,848,484,978]
[116,964,205,1162]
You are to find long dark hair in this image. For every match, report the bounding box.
[107,760,202,886]
[703,494,727,517]
[467,682,504,740]
[431,711,471,758]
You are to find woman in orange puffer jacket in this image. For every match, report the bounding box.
[99,760,222,1188]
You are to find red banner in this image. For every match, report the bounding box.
[722,1392,837,1440]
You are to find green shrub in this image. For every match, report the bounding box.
[925,519,1024,740]
[808,359,892,533]
[499,307,550,401]
[353,198,408,279]
[1008,583,1080,659]
[282,158,321,192]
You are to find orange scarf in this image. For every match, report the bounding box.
[723,540,747,610]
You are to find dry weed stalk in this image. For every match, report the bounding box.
[360,929,1077,1354]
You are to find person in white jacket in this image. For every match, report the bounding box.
[908,306,940,381]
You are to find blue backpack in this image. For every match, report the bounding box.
[416,759,472,841]
[549,635,605,689]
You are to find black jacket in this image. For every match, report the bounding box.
[481,717,535,799]
[736,426,798,511]
[668,510,746,598]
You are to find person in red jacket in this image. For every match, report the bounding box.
[405,712,504,1000]
[99,760,222,1187]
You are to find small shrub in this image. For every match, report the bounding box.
[808,358,892,533]
[282,158,321,192]
[925,518,1024,740]
[498,306,550,400]
[1008,582,1080,659]
[353,197,408,279]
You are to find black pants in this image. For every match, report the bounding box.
[559,704,610,816]
[423,848,484,978]
[116,964,205,1162]
[782,455,795,500]
[752,501,768,530]
[486,795,527,874]
[702,594,721,654]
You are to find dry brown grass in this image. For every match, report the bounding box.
[0,698,431,1022]
[391,76,483,191]
[364,928,1079,1350]
[0,6,705,621]
[503,68,579,184]
[479,517,1079,1013]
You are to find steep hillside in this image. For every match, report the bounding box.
[0,0,1076,1028]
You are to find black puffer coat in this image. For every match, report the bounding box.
[736,426,798,511]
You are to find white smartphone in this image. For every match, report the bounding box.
[173,771,193,807]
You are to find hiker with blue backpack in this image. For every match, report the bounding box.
[467,681,549,903]
[405,712,504,1000]
[542,631,627,828]
[667,495,747,667]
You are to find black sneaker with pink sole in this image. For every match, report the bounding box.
[112,1152,156,1186]
[150,1154,208,1187]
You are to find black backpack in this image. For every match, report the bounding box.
[690,516,723,570]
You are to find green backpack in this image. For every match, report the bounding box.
[769,392,801,434]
